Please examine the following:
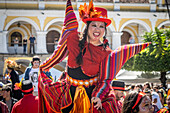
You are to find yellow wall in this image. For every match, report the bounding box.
[43,17,63,30]
[110,18,117,31]
[155,19,168,28]
[45,4,77,10]
[4,16,41,30]
[120,6,150,11]
[4,3,38,9]
[94,5,114,11]
[119,18,131,31]
[48,25,62,31]
[119,18,152,31]
[124,26,139,42]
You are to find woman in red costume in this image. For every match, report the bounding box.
[38,0,151,112]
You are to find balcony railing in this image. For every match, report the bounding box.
[1,0,113,3]
[1,0,151,3]
[119,0,149,3]
[0,0,38,1]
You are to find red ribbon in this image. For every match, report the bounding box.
[112,86,125,90]
[132,92,146,109]
[21,87,34,93]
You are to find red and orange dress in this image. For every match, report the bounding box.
[38,0,150,113]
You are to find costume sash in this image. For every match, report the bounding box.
[70,86,90,113]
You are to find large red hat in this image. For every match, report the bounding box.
[79,0,111,27]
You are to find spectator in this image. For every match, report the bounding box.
[54,37,59,50]
[13,37,19,54]
[11,80,38,113]
[165,95,170,112]
[2,85,18,112]
[129,37,135,44]
[111,80,125,113]
[134,84,142,92]
[125,85,130,96]
[24,56,41,96]
[144,88,159,113]
[152,86,163,109]
[0,82,4,101]
[159,84,166,105]
[144,82,151,90]
[23,38,27,54]
[0,101,9,113]
[122,91,154,113]
[130,84,135,92]
[5,60,23,100]
[29,35,36,54]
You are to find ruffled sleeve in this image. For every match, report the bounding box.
[92,42,151,99]
[39,0,78,71]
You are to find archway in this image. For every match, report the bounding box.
[119,19,151,32]
[157,20,170,29]
[120,20,150,43]
[121,31,131,45]
[46,30,60,53]
[5,17,40,31]
[10,32,22,46]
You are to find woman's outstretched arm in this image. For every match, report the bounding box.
[92,42,151,100]
[40,0,78,71]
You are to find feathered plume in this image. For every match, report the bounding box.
[78,0,102,20]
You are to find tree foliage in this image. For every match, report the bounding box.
[122,27,170,73]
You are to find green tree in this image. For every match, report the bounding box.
[122,27,170,88]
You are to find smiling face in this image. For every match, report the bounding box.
[32,60,40,69]
[87,21,106,45]
[138,96,154,113]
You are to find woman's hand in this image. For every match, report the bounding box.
[91,97,102,110]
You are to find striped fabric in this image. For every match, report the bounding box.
[38,0,151,112]
[39,0,78,71]
[39,0,77,112]
[92,43,151,99]
[38,72,72,113]
[92,94,119,113]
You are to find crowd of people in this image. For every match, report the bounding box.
[1,64,170,113]
[1,0,170,113]
[1,57,170,113]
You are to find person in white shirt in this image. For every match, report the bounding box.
[24,56,41,96]
[151,86,163,109]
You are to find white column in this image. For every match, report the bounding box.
[36,31,48,54]
[0,14,7,31]
[38,15,46,31]
[114,4,120,11]
[150,4,156,12]
[38,1,45,10]
[111,32,123,50]
[149,18,157,31]
[114,0,120,3]
[0,31,8,53]
[149,0,156,4]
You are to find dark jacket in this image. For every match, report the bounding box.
[0,101,9,113]
[9,70,23,100]
[24,67,32,80]
[3,98,18,113]
[10,70,19,89]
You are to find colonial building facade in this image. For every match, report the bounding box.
[0,0,169,54]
